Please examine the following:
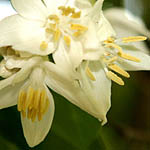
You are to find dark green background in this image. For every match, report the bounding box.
[0,0,150,149]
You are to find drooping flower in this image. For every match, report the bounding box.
[51,0,150,125]
[0,47,79,147]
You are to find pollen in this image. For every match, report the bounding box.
[48,15,59,23]
[106,71,124,86]
[73,31,82,37]
[119,53,140,62]
[108,64,130,78]
[70,24,88,31]
[58,6,75,16]
[86,67,96,81]
[40,41,48,51]
[54,29,61,42]
[64,36,71,47]
[122,36,147,43]
[17,88,50,122]
[71,11,81,18]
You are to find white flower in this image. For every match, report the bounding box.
[0,47,78,147]
[104,8,150,53]
[52,0,150,125]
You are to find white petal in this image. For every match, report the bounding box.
[0,15,54,55]
[118,46,150,71]
[11,0,48,21]
[82,21,100,51]
[79,61,111,125]
[45,61,111,125]
[44,0,67,10]
[0,80,24,109]
[21,87,55,147]
[104,8,150,53]
[88,0,104,21]
[97,12,116,41]
[75,0,92,9]
[53,39,83,72]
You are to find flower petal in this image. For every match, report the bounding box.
[21,87,55,147]
[53,39,83,73]
[11,0,48,21]
[75,0,92,9]
[118,45,150,71]
[104,8,150,53]
[0,80,24,109]
[97,12,116,41]
[0,15,54,55]
[45,61,111,125]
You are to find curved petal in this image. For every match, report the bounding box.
[0,80,24,109]
[21,87,55,147]
[118,46,150,71]
[0,15,54,55]
[11,0,48,21]
[45,61,111,125]
[12,57,42,84]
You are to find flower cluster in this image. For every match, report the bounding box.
[0,0,150,147]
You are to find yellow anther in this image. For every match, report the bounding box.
[54,29,61,42]
[18,87,50,122]
[49,23,56,30]
[73,31,82,37]
[45,28,54,34]
[86,67,96,81]
[70,24,88,31]
[64,36,71,46]
[48,15,59,23]
[105,43,123,54]
[18,91,24,111]
[40,41,48,51]
[108,64,130,78]
[39,90,47,113]
[71,11,81,18]
[106,71,124,86]
[18,91,26,112]
[58,6,66,10]
[21,111,26,118]
[104,37,115,44]
[33,90,41,109]
[122,36,147,43]
[119,53,140,62]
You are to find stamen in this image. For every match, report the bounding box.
[64,36,71,46]
[45,28,54,34]
[108,64,130,78]
[48,15,59,23]
[18,88,50,122]
[86,67,96,81]
[70,24,88,31]
[71,11,81,18]
[105,43,123,54]
[40,41,48,51]
[106,71,124,86]
[119,53,140,62]
[54,29,61,42]
[58,6,75,16]
[73,31,82,37]
[122,36,147,43]
[103,37,115,44]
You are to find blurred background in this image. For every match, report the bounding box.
[0,0,150,149]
